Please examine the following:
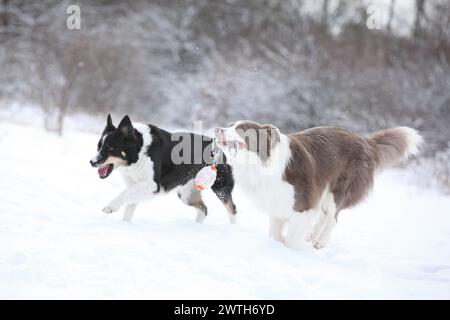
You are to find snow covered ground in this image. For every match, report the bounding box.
[0,121,449,299]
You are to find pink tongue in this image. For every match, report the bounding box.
[98,166,109,177]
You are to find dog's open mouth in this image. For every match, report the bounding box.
[98,163,114,179]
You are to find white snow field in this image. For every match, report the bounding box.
[0,122,449,299]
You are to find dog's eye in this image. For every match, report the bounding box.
[108,147,114,151]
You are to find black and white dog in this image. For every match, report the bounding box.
[90,115,236,223]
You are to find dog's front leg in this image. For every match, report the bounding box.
[285,209,318,250]
[103,180,155,214]
[121,176,137,222]
[269,216,285,243]
[123,203,137,222]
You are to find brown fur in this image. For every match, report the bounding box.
[284,126,416,216]
[368,127,415,169]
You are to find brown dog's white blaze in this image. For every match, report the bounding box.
[215,128,247,150]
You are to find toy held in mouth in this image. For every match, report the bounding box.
[195,138,221,191]
[195,165,217,190]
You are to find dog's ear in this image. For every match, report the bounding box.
[107,114,114,128]
[103,113,115,134]
[260,124,280,159]
[118,115,133,138]
[262,124,279,141]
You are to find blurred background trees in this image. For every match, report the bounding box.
[0,0,449,188]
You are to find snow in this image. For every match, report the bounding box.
[0,122,449,299]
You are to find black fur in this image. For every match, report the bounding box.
[145,125,235,202]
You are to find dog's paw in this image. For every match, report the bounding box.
[312,240,328,250]
[228,214,237,225]
[306,233,315,242]
[102,205,119,214]
[306,228,321,243]
[195,212,206,223]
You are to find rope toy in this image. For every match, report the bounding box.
[195,139,220,191]
[195,164,217,190]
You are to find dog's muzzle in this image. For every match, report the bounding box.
[90,156,114,179]
[90,154,106,168]
[90,158,101,167]
[214,127,246,150]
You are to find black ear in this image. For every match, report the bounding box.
[107,114,113,127]
[118,115,133,138]
[103,113,115,133]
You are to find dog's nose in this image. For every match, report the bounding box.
[90,159,96,167]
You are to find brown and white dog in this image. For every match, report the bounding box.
[214,121,423,250]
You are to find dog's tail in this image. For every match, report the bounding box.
[368,127,423,170]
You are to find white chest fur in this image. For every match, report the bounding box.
[117,123,157,191]
[230,135,295,219]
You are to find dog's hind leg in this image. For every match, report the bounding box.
[285,209,319,250]
[307,212,327,242]
[212,188,237,224]
[178,180,208,223]
[313,214,337,249]
[193,203,208,223]
[211,164,237,224]
[223,198,237,224]
[312,190,339,249]
[123,203,137,222]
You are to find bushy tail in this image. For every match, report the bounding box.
[368,127,423,169]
